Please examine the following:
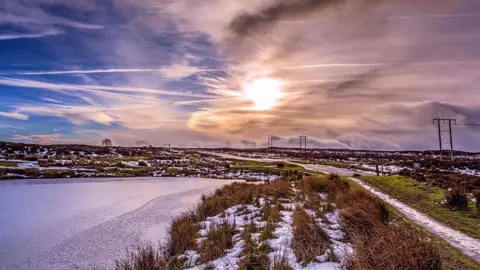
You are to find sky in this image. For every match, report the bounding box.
[1,0,480,150]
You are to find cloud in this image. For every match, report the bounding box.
[0,111,29,120]
[3,0,480,150]
[12,67,217,77]
[390,12,480,20]
[134,140,150,146]
[12,134,60,144]
[0,30,63,40]
[229,0,347,37]
[256,134,400,150]
[0,3,104,30]
[0,77,216,99]
[0,124,21,129]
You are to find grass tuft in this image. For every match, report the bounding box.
[115,244,168,270]
[292,209,330,265]
[198,221,236,263]
[166,210,199,257]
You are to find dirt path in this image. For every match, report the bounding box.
[206,152,480,264]
[347,177,480,264]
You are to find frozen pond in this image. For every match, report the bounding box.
[0,177,235,270]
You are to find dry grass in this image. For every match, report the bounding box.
[311,175,442,269]
[166,211,199,257]
[347,225,442,269]
[272,255,294,270]
[238,221,270,270]
[117,175,443,270]
[115,244,168,270]
[291,209,331,265]
[198,221,237,263]
[196,180,292,221]
[262,203,282,223]
[298,176,330,194]
[259,220,276,242]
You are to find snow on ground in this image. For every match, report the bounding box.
[0,160,95,172]
[182,204,264,269]
[348,177,480,264]
[455,168,480,176]
[270,192,353,270]
[211,152,480,265]
[357,164,404,173]
[181,188,353,269]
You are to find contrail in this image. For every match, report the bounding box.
[278,12,480,24]
[13,68,218,75]
[390,12,480,20]
[0,77,217,98]
[283,60,480,70]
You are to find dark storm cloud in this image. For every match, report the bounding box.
[240,139,256,147]
[134,140,150,146]
[229,0,347,37]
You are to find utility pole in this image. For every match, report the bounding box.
[298,136,307,149]
[433,118,456,161]
[268,135,274,148]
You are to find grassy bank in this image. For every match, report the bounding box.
[342,176,479,269]
[0,161,19,167]
[361,175,480,240]
[116,175,449,269]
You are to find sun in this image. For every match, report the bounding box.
[243,78,283,110]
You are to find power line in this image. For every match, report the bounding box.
[433,118,456,161]
[268,135,277,148]
[298,136,308,149]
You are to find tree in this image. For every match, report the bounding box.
[101,138,113,147]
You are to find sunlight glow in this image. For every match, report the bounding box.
[243,78,283,110]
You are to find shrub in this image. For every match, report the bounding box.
[445,187,469,209]
[376,199,391,224]
[277,163,285,168]
[473,189,480,214]
[25,155,38,161]
[138,160,148,167]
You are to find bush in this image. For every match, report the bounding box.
[138,160,148,167]
[445,187,469,209]
[25,155,38,161]
[473,189,480,214]
[277,163,285,168]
